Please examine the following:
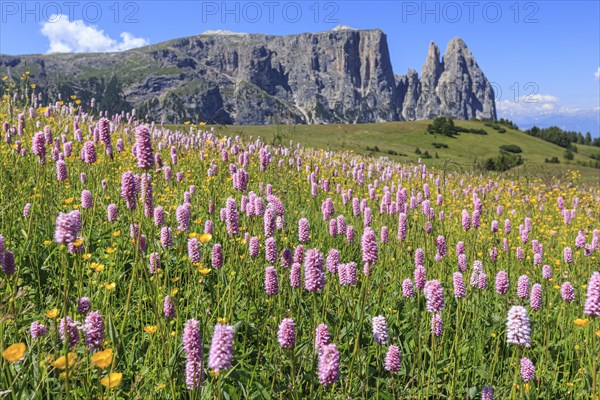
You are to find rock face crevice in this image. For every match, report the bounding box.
[0,30,496,124]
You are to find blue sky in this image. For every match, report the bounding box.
[1,1,599,133]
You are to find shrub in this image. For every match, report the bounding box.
[431,143,449,149]
[564,149,574,160]
[545,157,560,164]
[427,117,458,137]
[499,144,522,154]
[483,153,524,171]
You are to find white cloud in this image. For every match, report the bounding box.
[41,14,148,53]
[496,94,560,117]
[595,67,600,80]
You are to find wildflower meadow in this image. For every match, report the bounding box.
[1,84,599,399]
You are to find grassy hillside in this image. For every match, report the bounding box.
[206,120,600,184]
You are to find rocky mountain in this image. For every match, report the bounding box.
[0,29,497,124]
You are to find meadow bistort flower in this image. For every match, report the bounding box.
[506,306,531,347]
[384,345,401,373]
[183,319,203,389]
[583,272,600,317]
[317,344,340,385]
[277,318,296,349]
[208,324,234,372]
[372,316,389,344]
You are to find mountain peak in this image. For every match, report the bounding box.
[427,41,441,58]
[331,25,357,31]
[446,37,468,50]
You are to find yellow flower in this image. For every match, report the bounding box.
[144,325,157,334]
[198,268,211,275]
[170,277,180,283]
[199,233,212,244]
[82,253,92,261]
[208,369,220,377]
[171,288,179,296]
[188,232,197,238]
[45,308,59,318]
[64,197,74,204]
[106,247,116,254]
[91,348,113,369]
[52,352,77,369]
[156,383,166,390]
[43,240,53,247]
[91,263,105,272]
[104,282,116,290]
[596,330,600,338]
[2,343,26,362]
[100,372,123,388]
[112,231,121,237]
[574,318,590,327]
[217,317,228,324]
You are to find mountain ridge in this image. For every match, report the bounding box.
[0,29,497,124]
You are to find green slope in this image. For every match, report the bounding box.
[207,120,600,184]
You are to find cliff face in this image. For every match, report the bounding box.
[0,30,496,124]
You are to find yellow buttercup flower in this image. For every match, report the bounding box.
[91,348,113,369]
[82,253,92,261]
[2,343,26,362]
[104,282,116,290]
[595,330,600,338]
[156,383,166,390]
[112,231,121,237]
[144,325,158,334]
[101,372,123,388]
[217,317,228,324]
[45,308,59,318]
[574,318,589,327]
[52,352,77,369]
[90,262,105,272]
[198,268,211,275]
[199,233,212,244]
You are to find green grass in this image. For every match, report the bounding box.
[203,120,600,184]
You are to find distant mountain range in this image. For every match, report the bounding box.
[0,28,497,125]
[504,108,600,137]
